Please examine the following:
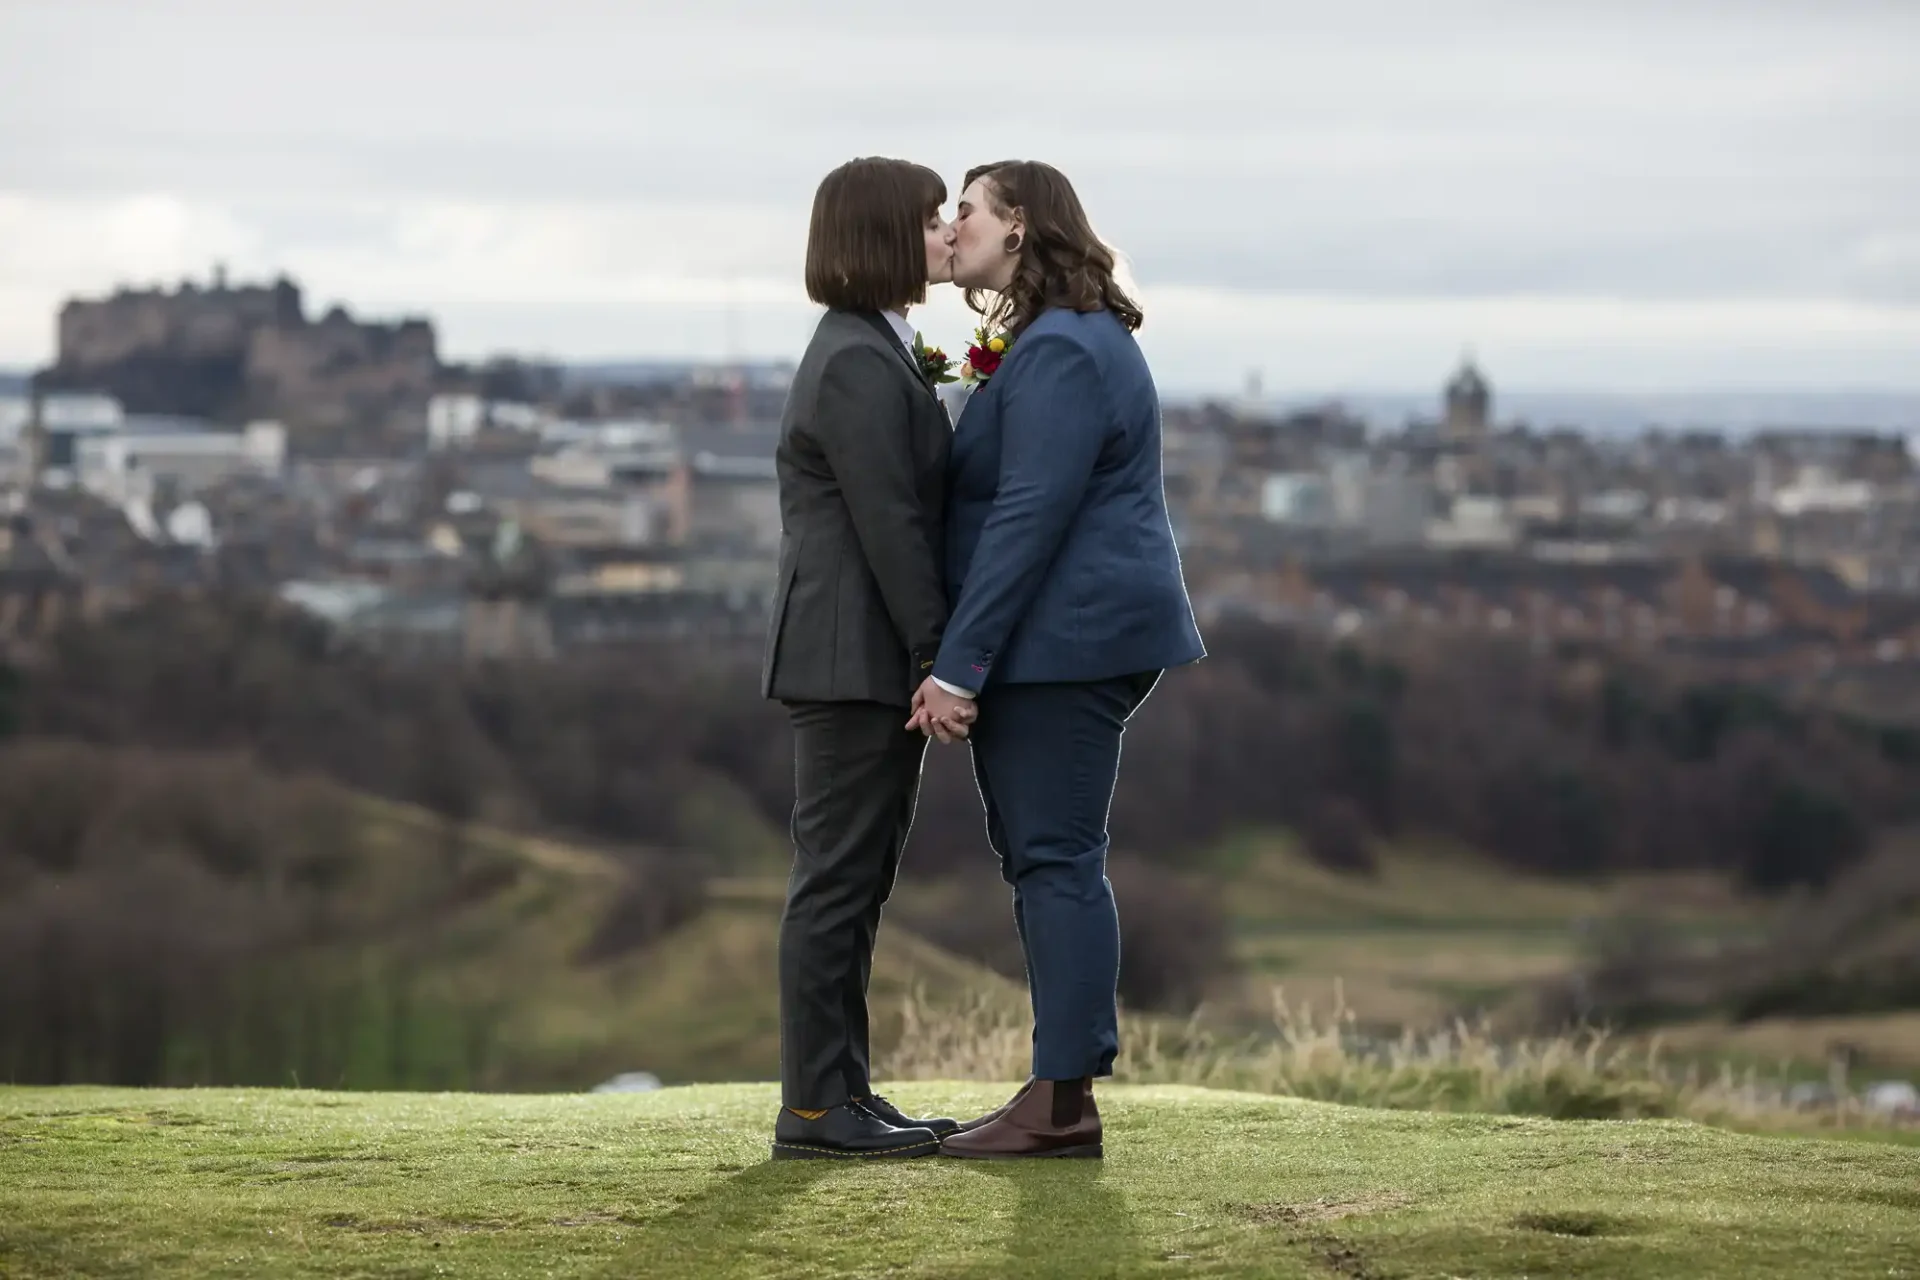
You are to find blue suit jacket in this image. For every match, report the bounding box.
[933,307,1206,693]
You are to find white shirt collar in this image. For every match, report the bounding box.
[882,309,916,352]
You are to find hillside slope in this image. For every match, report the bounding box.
[2,1084,1915,1279]
[0,753,1010,1093]
[1190,829,1753,1030]
[294,803,1014,1091]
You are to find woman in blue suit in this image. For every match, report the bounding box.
[908,161,1206,1159]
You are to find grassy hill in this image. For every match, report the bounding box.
[1188,829,1757,1031]
[0,759,1008,1094]
[15,739,1905,1099]
[490,878,1011,1089]
[406,810,1920,1088]
[262,801,1012,1091]
[3,1083,1917,1279]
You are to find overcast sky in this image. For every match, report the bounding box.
[2,0,1916,393]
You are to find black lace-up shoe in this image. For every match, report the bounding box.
[857,1093,959,1137]
[770,1102,940,1161]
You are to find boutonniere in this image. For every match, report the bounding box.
[911,332,957,385]
[960,327,1013,385]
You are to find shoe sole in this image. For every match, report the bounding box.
[770,1138,941,1161]
[939,1143,1103,1160]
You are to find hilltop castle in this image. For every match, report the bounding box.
[38,268,439,435]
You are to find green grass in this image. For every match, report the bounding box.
[1190,831,1920,1079]
[1197,830,1771,1036]
[49,793,1009,1094]
[360,805,1914,1090]
[371,801,1011,1092]
[4,1084,1918,1279]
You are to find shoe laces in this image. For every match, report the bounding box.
[852,1095,904,1124]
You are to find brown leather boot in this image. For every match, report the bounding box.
[939,1077,1101,1159]
[950,1078,1035,1136]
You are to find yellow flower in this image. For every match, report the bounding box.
[987,337,1006,354]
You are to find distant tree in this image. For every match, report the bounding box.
[0,661,19,740]
[575,852,711,964]
[12,589,1920,891]
[1328,696,1397,831]
[1301,797,1378,876]
[1742,782,1869,893]
[1109,857,1236,1013]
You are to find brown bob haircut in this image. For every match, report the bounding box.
[963,160,1143,336]
[805,157,946,312]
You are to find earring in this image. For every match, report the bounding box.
[1003,233,1023,254]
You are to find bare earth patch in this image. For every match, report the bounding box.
[321,1214,513,1235]
[1243,1190,1415,1226]
[1511,1209,1642,1238]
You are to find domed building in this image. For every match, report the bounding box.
[1443,355,1491,443]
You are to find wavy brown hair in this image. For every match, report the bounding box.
[962,160,1143,336]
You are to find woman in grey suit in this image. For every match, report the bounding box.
[760,157,973,1160]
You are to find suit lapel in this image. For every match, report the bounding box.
[856,311,942,407]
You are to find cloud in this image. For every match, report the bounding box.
[1,0,1916,386]
[1137,286,1920,392]
[4,191,1919,392]
[0,194,269,359]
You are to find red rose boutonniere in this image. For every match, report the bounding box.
[911,332,957,385]
[960,327,1013,385]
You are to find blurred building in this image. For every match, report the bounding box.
[76,419,287,504]
[1443,355,1492,444]
[38,270,437,434]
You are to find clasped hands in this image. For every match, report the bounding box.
[905,676,977,743]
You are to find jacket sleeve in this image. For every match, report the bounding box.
[932,333,1105,692]
[810,344,946,673]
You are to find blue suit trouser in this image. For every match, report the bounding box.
[967,670,1160,1080]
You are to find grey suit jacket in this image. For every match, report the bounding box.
[761,309,952,707]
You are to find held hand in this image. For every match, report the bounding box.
[906,676,977,743]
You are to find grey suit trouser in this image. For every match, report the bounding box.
[777,700,928,1109]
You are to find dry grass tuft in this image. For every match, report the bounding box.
[879,981,1919,1132]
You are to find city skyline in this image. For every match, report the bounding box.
[2,0,1917,393]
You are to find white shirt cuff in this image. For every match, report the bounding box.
[931,677,977,699]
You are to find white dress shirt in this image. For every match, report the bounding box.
[884,309,976,701]
[883,310,973,423]
[881,308,918,354]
